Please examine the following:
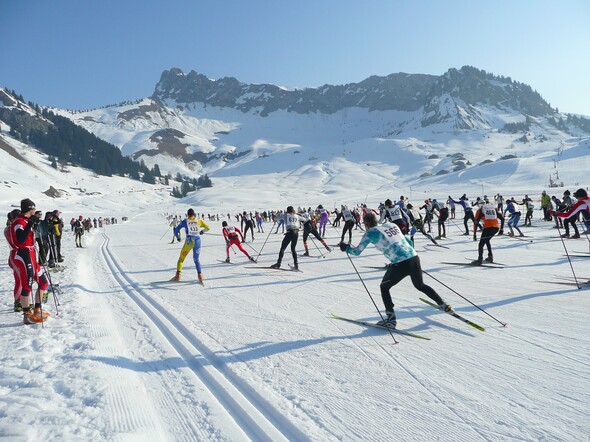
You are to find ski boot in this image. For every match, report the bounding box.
[197,273,205,285]
[170,271,181,282]
[225,257,230,263]
[438,302,454,313]
[376,311,397,328]
[270,262,281,269]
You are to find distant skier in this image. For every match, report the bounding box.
[504,199,523,237]
[170,208,210,284]
[339,212,452,328]
[270,206,304,270]
[74,215,84,247]
[340,205,355,243]
[317,205,330,237]
[472,200,504,265]
[300,211,332,256]
[450,195,476,235]
[222,221,255,263]
[553,188,589,238]
[405,203,438,246]
[242,211,255,242]
[378,199,410,234]
[432,199,449,239]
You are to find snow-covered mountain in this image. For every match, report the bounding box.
[1,70,590,441]
[51,65,589,203]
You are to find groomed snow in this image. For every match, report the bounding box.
[0,132,589,440]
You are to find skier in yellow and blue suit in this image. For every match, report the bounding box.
[170,208,210,284]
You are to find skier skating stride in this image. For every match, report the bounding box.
[339,212,452,329]
[222,221,255,263]
[271,206,304,270]
[170,208,210,284]
[472,200,504,265]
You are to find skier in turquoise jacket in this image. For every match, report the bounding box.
[340,212,451,328]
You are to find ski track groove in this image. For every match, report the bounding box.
[100,233,306,442]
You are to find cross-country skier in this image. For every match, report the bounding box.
[222,221,255,262]
[242,211,255,241]
[300,211,332,256]
[340,205,355,243]
[270,206,304,270]
[339,212,452,328]
[450,195,476,235]
[170,208,210,284]
[317,205,329,237]
[472,200,504,265]
[419,199,434,233]
[553,188,589,238]
[504,199,523,237]
[74,216,84,247]
[432,199,449,239]
[378,199,410,234]
[405,204,438,246]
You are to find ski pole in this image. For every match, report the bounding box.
[242,241,260,256]
[422,270,507,326]
[448,217,464,234]
[160,224,171,241]
[42,260,60,314]
[309,236,326,258]
[345,252,398,345]
[255,221,276,261]
[36,244,60,316]
[555,222,582,289]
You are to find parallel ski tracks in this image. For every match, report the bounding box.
[100,233,305,442]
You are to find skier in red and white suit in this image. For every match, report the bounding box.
[222,221,255,263]
[8,198,50,324]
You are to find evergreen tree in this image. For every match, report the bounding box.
[143,170,156,184]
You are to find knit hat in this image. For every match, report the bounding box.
[187,208,195,217]
[20,198,35,212]
[573,188,588,198]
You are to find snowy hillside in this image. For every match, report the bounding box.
[51,66,590,206]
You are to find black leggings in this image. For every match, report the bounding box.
[303,226,322,242]
[463,211,475,233]
[341,220,355,243]
[380,256,443,312]
[478,227,499,259]
[277,230,298,265]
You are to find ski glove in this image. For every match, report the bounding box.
[199,229,205,235]
[339,242,348,252]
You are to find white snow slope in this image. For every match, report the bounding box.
[0,131,589,441]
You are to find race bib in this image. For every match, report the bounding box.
[187,220,201,236]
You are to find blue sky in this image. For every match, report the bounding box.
[1,0,589,114]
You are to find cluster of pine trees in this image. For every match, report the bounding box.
[171,174,212,198]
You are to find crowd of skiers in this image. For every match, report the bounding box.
[6,188,589,328]
[164,187,589,329]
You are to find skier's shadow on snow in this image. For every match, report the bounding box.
[86,355,187,372]
[65,283,121,295]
